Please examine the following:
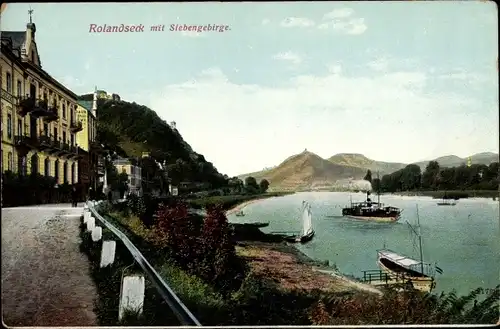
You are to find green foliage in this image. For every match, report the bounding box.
[259,179,270,193]
[1,171,84,206]
[380,161,499,194]
[364,170,372,183]
[93,98,228,189]
[309,285,500,325]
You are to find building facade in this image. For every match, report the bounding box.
[1,20,82,184]
[76,91,100,191]
[113,158,142,196]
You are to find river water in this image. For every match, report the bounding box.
[228,192,499,297]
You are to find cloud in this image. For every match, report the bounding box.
[280,17,315,28]
[280,8,367,35]
[146,65,488,176]
[273,51,302,65]
[323,8,354,19]
[367,58,389,71]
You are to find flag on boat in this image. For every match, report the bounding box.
[435,265,443,274]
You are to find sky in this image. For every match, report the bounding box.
[1,2,498,177]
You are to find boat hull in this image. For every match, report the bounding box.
[377,259,435,293]
[284,230,315,244]
[345,215,400,223]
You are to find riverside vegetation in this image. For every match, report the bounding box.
[80,195,499,325]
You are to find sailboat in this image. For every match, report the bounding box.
[272,201,315,244]
[341,172,402,222]
[376,205,442,293]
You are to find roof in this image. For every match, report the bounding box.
[1,31,26,50]
[377,249,421,268]
[77,100,92,111]
[2,29,77,100]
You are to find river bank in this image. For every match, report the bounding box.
[389,190,498,199]
[226,200,382,296]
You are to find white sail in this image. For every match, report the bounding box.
[301,202,309,235]
[305,205,313,235]
[301,203,313,236]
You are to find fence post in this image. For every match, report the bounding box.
[118,275,145,321]
[100,240,116,268]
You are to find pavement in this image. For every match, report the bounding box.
[1,204,99,326]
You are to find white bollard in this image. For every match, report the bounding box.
[83,211,90,223]
[118,275,145,321]
[100,241,116,268]
[91,226,102,242]
[86,217,95,232]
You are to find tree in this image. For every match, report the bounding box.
[372,178,381,193]
[259,179,270,193]
[244,176,259,194]
[364,170,372,183]
[197,205,236,284]
[422,161,440,190]
[112,172,129,198]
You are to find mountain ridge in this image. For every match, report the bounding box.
[238,151,499,191]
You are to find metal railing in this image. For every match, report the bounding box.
[87,201,202,326]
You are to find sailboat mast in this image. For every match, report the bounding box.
[377,171,381,205]
[416,205,424,275]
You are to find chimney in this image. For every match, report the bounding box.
[92,86,97,117]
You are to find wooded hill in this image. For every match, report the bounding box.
[79,93,228,190]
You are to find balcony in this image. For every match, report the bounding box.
[67,145,82,160]
[38,134,56,151]
[90,140,105,154]
[43,102,59,122]
[70,120,83,133]
[14,134,38,155]
[19,97,51,117]
[1,88,18,107]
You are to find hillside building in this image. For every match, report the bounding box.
[112,157,142,196]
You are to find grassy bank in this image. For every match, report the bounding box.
[391,190,499,199]
[187,191,294,210]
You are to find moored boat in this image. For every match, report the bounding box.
[272,201,315,244]
[371,205,442,293]
[235,210,245,216]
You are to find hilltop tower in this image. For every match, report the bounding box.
[92,86,97,117]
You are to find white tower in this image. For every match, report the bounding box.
[92,86,97,117]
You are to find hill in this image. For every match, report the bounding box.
[327,153,407,176]
[83,95,228,188]
[412,152,499,171]
[239,150,367,191]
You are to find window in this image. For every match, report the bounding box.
[7,152,13,171]
[63,131,66,144]
[63,162,68,184]
[6,72,12,92]
[71,163,76,184]
[70,133,74,146]
[54,127,58,141]
[54,159,60,183]
[17,119,22,136]
[43,123,49,136]
[62,103,66,119]
[18,155,27,176]
[31,154,38,175]
[17,80,22,97]
[44,158,50,177]
[7,114,12,139]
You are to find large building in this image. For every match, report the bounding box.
[1,18,83,184]
[112,157,142,196]
[76,88,100,191]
